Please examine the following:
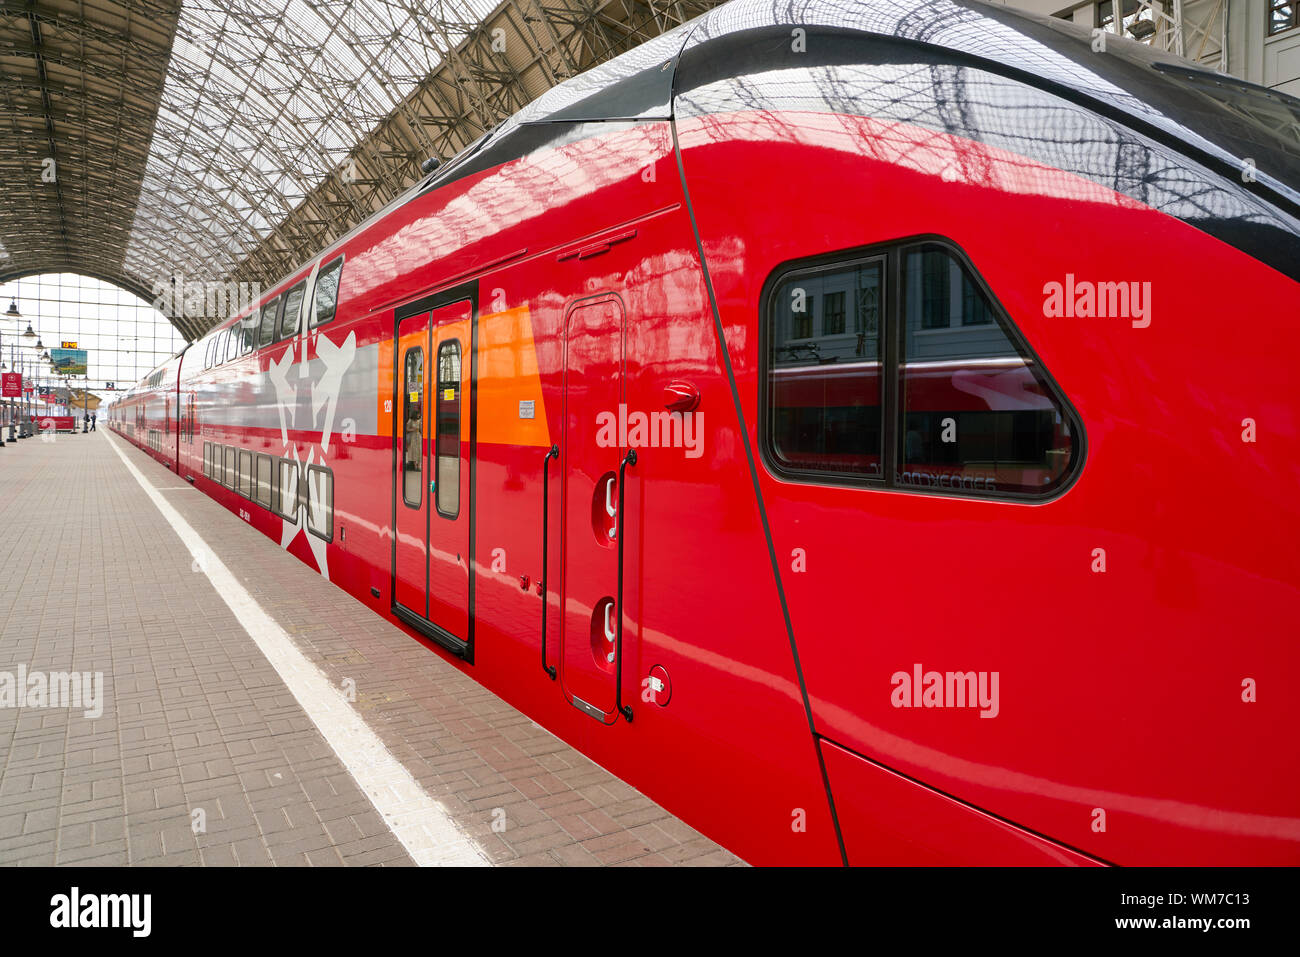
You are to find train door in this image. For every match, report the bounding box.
[392,296,474,659]
[559,293,635,724]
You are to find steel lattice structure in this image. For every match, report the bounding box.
[1,0,721,341]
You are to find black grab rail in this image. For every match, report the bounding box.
[614,448,637,723]
[540,444,559,680]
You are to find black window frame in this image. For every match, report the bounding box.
[254,453,273,508]
[258,296,282,348]
[1269,0,1298,36]
[310,256,344,329]
[272,457,300,521]
[240,314,257,354]
[279,281,307,340]
[238,449,254,499]
[434,339,462,520]
[223,446,237,490]
[305,464,334,542]
[759,235,1085,503]
[401,345,425,509]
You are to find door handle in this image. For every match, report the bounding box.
[604,603,616,663]
[613,449,637,722]
[540,444,559,680]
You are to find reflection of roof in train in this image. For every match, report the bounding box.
[483,0,1296,205]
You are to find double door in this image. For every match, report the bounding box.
[393,298,473,656]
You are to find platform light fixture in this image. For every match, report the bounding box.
[5,299,19,319]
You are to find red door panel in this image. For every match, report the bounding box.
[560,295,628,722]
[394,312,429,616]
[427,301,473,642]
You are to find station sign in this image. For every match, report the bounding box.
[1,372,20,397]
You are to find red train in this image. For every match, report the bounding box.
[107,0,1300,865]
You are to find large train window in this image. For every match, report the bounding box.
[899,245,1074,496]
[279,282,306,339]
[435,340,461,518]
[767,257,884,479]
[224,326,239,362]
[762,239,1080,500]
[311,257,343,328]
[401,347,424,508]
[223,446,237,489]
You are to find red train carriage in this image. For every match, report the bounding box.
[108,0,1300,865]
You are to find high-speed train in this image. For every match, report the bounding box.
[107,0,1300,865]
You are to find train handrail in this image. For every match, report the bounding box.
[615,448,637,723]
[540,444,559,680]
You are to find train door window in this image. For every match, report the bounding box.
[899,244,1074,496]
[258,297,282,348]
[766,257,884,480]
[401,347,424,507]
[238,449,254,499]
[255,454,273,508]
[224,446,237,489]
[279,282,306,340]
[435,340,461,518]
[306,465,333,540]
[274,459,300,520]
[311,257,343,328]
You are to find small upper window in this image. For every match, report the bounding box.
[240,314,257,354]
[258,297,281,347]
[280,282,306,339]
[312,258,343,328]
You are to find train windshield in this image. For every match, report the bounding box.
[1149,63,1300,195]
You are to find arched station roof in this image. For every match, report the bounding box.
[1,0,721,341]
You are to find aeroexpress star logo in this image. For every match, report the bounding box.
[268,329,357,579]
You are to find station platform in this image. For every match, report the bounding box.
[0,431,741,866]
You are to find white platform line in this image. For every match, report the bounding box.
[106,434,489,867]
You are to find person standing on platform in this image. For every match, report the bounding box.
[90,412,97,431]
